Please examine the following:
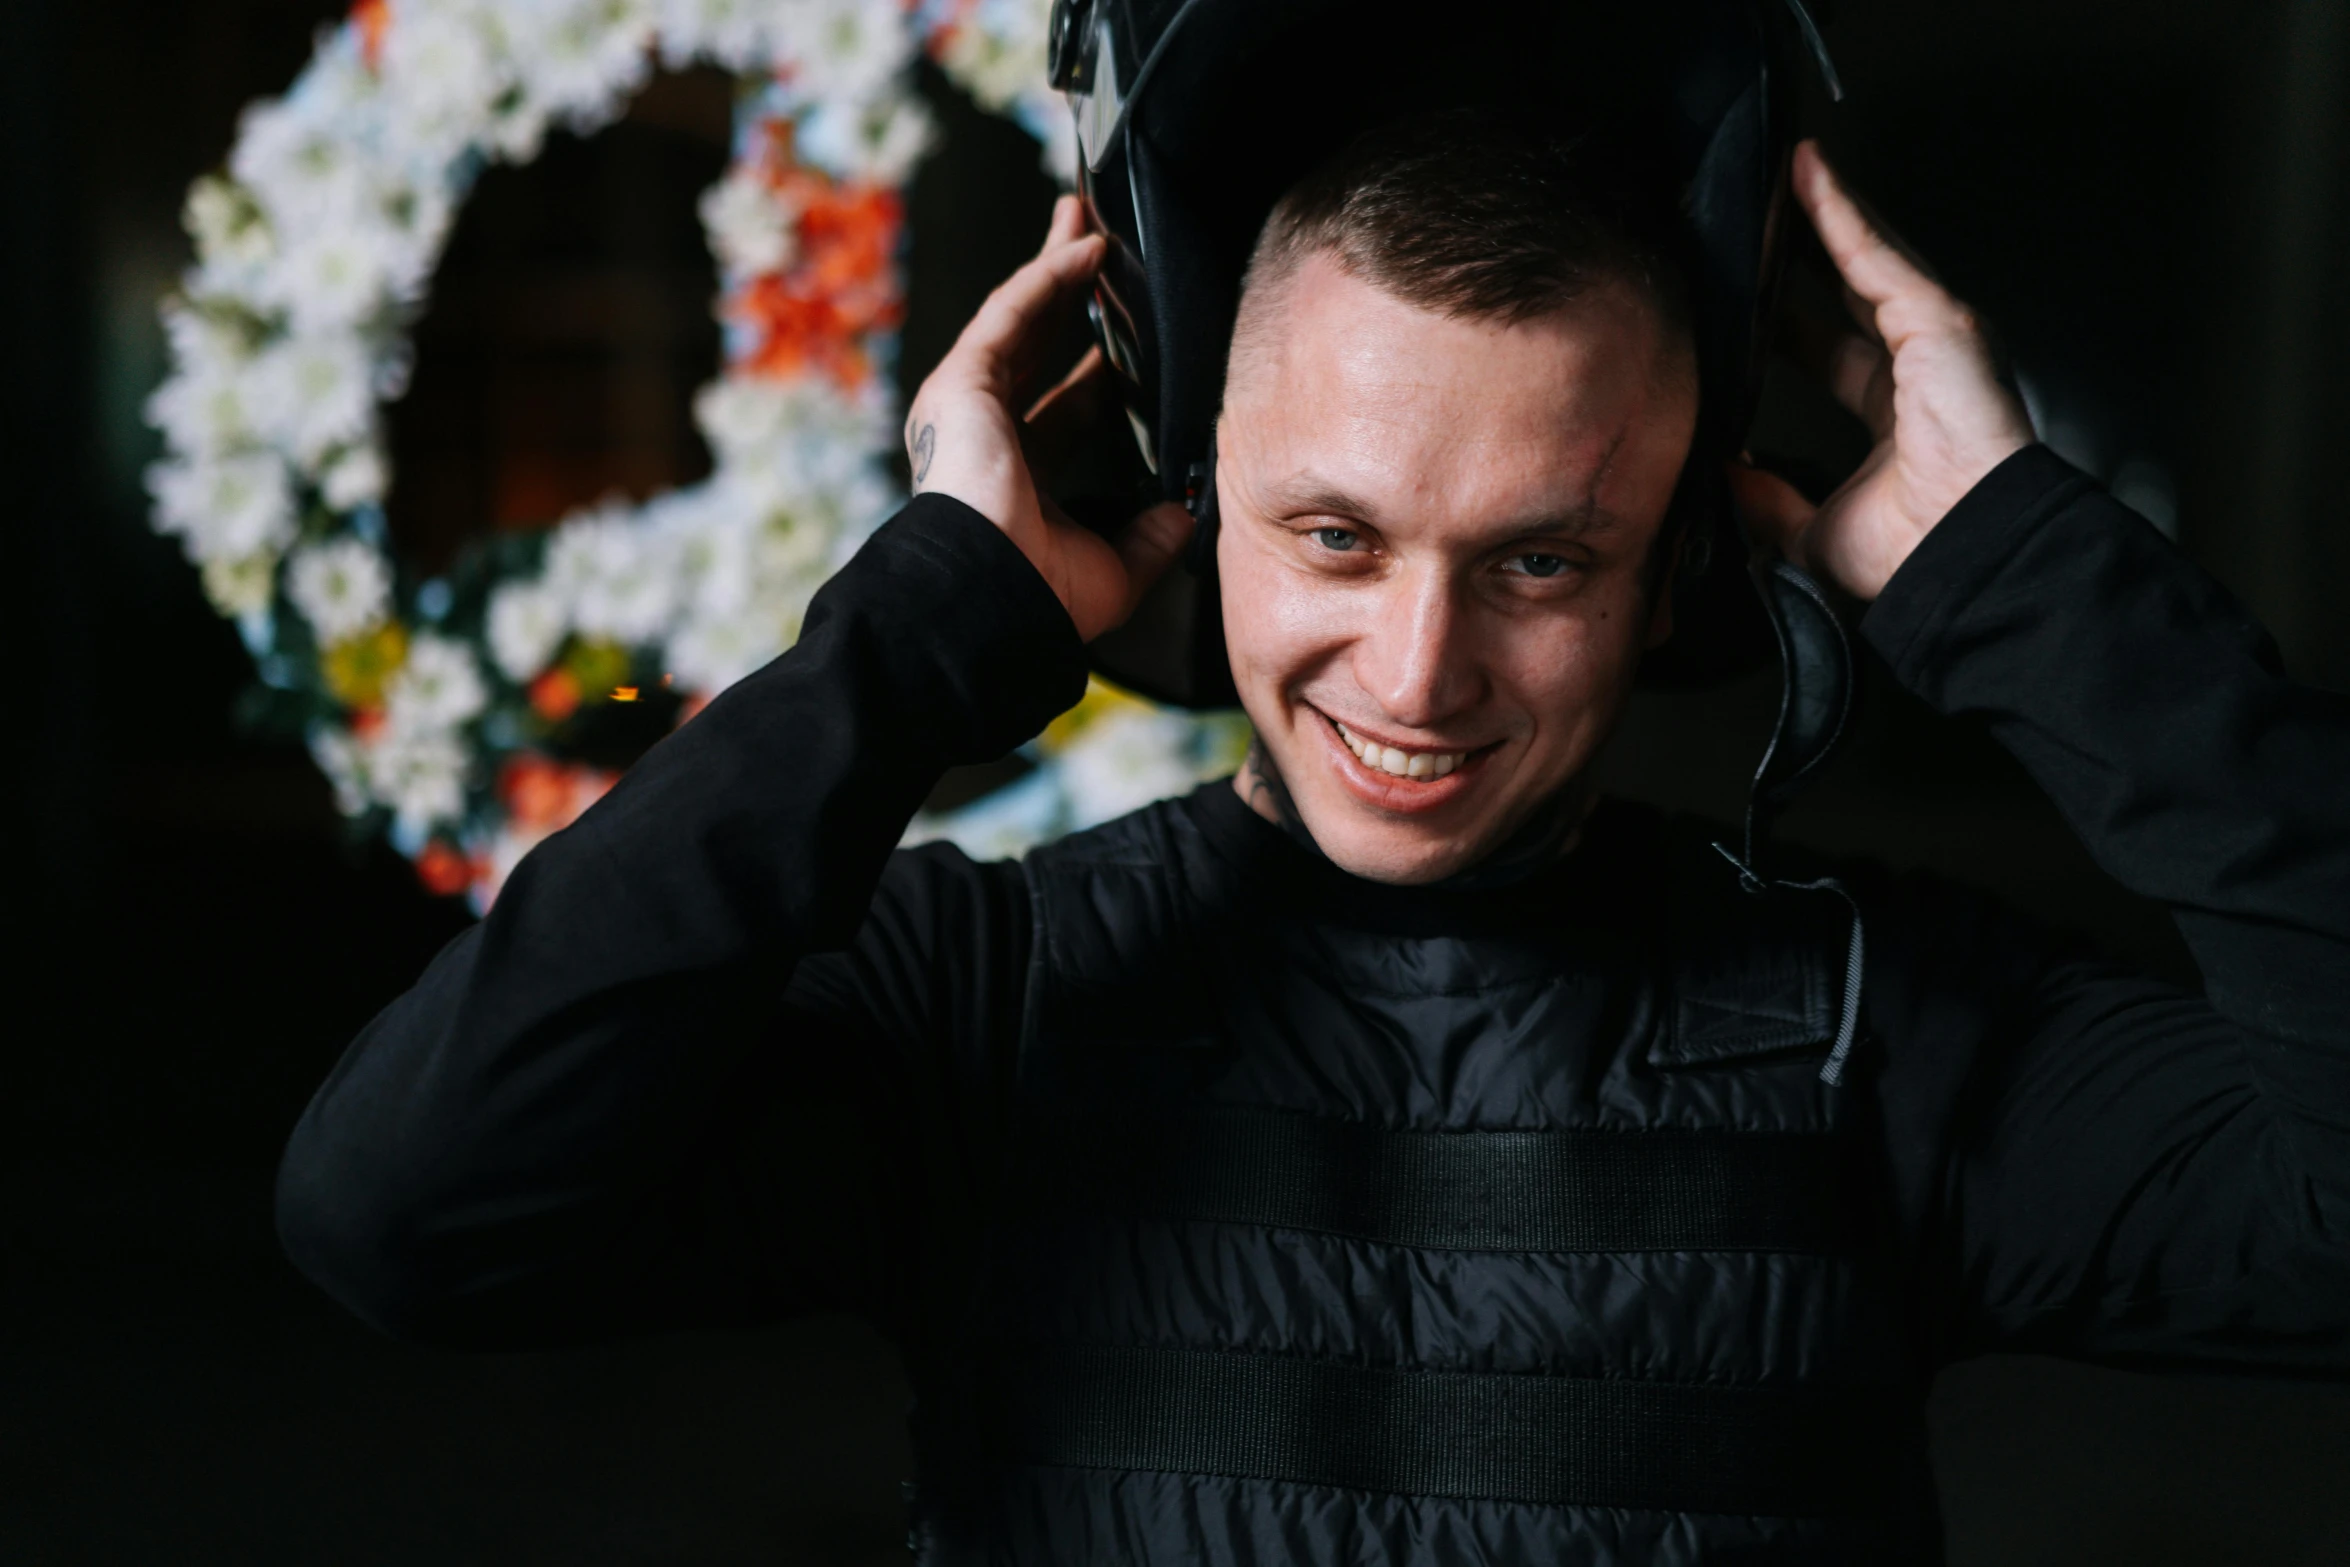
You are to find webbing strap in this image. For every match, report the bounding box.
[1029,1108,1863,1254]
[1006,1344,1895,1517]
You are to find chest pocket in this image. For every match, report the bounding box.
[1651,850,1856,1072]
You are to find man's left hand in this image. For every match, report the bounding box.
[1730,140,2036,601]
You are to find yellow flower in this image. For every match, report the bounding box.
[321,620,409,710]
[561,637,634,702]
[1039,677,1155,756]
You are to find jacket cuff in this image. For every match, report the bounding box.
[792,491,1091,764]
[1859,445,2100,694]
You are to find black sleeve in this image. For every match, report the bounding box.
[1855,446,2350,1373]
[274,495,1089,1348]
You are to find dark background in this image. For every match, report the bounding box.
[6,1,2350,1561]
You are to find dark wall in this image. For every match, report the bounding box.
[5,2,2347,1563]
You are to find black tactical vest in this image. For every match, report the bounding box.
[908,786,1936,1565]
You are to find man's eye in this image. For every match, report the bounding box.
[1311,527,1359,553]
[1513,553,1571,579]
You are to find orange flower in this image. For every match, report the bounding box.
[528,667,583,722]
[351,0,388,69]
[723,152,905,391]
[416,839,475,898]
[498,753,615,835]
[498,754,571,830]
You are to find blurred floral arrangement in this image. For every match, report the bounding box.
[145,0,1244,909]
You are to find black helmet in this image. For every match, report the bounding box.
[1053,0,1854,848]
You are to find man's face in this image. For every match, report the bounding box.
[1216,252,1698,884]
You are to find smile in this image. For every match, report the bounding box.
[1331,720,1469,780]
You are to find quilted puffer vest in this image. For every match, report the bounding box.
[908,786,1935,1565]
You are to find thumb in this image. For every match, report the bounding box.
[1113,502,1197,620]
[1726,462,1817,559]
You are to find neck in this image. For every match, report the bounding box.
[1232,740,1597,889]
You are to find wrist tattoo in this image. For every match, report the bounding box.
[910,422,936,488]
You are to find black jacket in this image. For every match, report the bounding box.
[277,446,2350,1561]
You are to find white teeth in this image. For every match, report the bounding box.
[1332,720,1465,779]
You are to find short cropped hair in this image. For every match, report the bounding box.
[1234,107,1693,352]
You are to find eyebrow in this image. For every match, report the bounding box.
[1257,419,1637,546]
[1259,477,1627,545]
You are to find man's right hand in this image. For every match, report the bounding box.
[903,194,1194,642]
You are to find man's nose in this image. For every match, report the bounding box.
[1354,567,1480,729]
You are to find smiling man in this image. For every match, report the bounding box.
[1209,125,1701,883]
[278,96,2350,1567]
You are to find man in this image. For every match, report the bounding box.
[278,113,2350,1565]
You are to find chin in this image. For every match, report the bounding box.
[1272,707,1559,886]
[1305,816,1494,886]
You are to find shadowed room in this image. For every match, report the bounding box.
[5,1,2349,1562]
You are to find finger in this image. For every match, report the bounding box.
[1113,501,1197,616]
[1038,193,1086,255]
[950,234,1106,392]
[1726,461,1818,557]
[1791,141,1943,318]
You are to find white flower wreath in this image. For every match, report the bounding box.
[146,0,1244,907]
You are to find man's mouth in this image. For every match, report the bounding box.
[1330,719,1470,780]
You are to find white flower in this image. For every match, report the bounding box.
[663,606,790,694]
[287,537,394,643]
[1021,92,1080,185]
[379,2,508,157]
[795,91,934,184]
[147,367,254,466]
[932,0,1074,181]
[699,164,799,276]
[545,505,681,644]
[149,305,268,461]
[504,0,657,127]
[149,452,297,561]
[184,175,278,297]
[694,376,894,512]
[653,0,776,72]
[321,441,389,509]
[486,577,570,681]
[1056,706,1208,829]
[161,298,260,377]
[368,721,470,836]
[267,221,400,334]
[933,0,1051,116]
[774,0,913,109]
[385,633,489,731]
[247,331,375,467]
[381,179,457,279]
[230,96,369,236]
[200,552,281,619]
[309,724,372,816]
[692,375,791,463]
